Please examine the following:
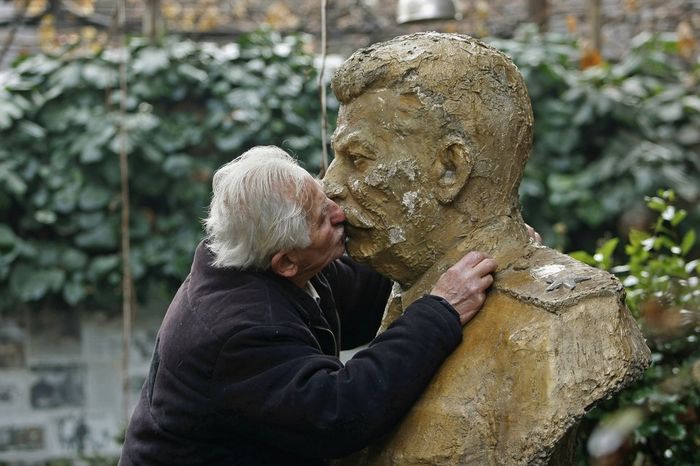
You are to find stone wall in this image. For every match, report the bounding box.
[1,0,699,68]
[0,308,161,464]
[0,304,360,464]
[306,0,700,58]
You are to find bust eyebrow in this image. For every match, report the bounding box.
[334,134,377,159]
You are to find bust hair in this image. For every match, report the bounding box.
[204,146,312,270]
[331,32,534,210]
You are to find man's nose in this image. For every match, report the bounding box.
[329,201,346,226]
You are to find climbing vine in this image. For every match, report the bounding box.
[0,29,335,313]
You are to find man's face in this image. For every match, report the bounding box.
[323,89,444,282]
[290,178,347,280]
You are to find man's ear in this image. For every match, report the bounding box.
[432,143,472,204]
[270,251,298,279]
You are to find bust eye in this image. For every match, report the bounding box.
[348,153,368,169]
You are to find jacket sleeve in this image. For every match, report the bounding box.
[323,256,393,349]
[211,295,462,459]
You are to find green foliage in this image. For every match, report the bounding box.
[0,29,334,313]
[572,190,700,465]
[0,455,119,466]
[3,24,699,317]
[489,27,700,251]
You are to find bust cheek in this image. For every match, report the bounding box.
[388,227,406,245]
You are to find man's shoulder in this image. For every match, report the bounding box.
[495,246,624,314]
[174,259,309,345]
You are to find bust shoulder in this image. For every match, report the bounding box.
[495,245,624,314]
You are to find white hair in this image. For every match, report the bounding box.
[204,146,312,270]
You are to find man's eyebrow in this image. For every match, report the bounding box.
[315,198,329,225]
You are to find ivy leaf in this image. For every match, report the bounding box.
[0,101,24,129]
[215,132,247,152]
[88,255,120,279]
[81,143,104,163]
[49,62,83,90]
[0,224,18,251]
[35,209,57,224]
[108,132,134,155]
[54,184,81,213]
[61,248,89,270]
[63,279,87,306]
[132,48,170,75]
[79,184,112,211]
[656,103,684,122]
[10,264,65,301]
[18,121,46,139]
[0,163,27,196]
[75,223,117,249]
[676,124,700,145]
[178,63,208,83]
[163,155,193,177]
[660,422,686,441]
[82,63,117,89]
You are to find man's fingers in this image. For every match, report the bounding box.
[479,272,494,288]
[432,251,497,326]
[457,251,489,268]
[471,258,498,277]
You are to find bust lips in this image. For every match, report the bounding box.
[340,205,375,230]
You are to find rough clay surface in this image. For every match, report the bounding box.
[367,248,649,466]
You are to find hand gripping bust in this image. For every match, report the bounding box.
[323,32,651,465]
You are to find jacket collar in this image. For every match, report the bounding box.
[190,241,340,343]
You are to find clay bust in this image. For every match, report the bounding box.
[323,33,651,465]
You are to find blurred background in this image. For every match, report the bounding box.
[0,0,698,464]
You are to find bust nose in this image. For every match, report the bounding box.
[322,178,346,200]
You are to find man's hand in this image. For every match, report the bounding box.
[430,251,498,326]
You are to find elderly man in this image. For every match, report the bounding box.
[119,145,497,465]
[324,33,649,465]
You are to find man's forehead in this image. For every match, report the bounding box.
[302,178,326,212]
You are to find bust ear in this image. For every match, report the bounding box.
[270,251,298,279]
[432,143,472,204]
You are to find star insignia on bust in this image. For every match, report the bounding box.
[545,275,591,292]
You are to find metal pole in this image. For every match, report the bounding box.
[318,0,329,177]
[118,0,133,424]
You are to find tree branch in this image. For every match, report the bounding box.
[0,0,30,69]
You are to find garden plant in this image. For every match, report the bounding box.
[573,190,700,465]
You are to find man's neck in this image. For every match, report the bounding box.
[401,215,532,307]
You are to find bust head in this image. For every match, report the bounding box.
[323,33,534,285]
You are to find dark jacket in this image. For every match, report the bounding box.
[119,242,462,465]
